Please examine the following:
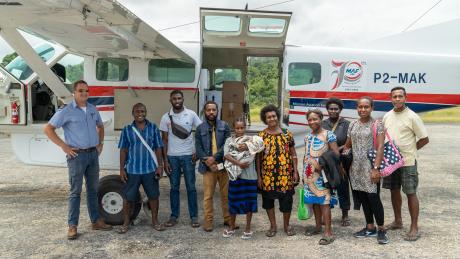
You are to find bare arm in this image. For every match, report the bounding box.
[161,131,171,174]
[120,148,128,182]
[417,137,429,150]
[289,146,299,184]
[155,147,164,178]
[96,124,104,154]
[43,123,77,157]
[329,141,340,156]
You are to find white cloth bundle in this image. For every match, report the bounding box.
[224,135,264,181]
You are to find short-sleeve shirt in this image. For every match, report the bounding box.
[258,129,295,194]
[223,136,258,180]
[303,130,337,177]
[347,119,384,193]
[118,120,163,174]
[48,100,102,149]
[383,108,428,166]
[159,107,202,156]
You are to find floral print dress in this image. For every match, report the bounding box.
[303,130,338,206]
[258,129,295,194]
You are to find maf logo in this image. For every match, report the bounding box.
[331,60,363,90]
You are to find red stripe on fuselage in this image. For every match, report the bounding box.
[289,90,460,105]
[88,86,197,97]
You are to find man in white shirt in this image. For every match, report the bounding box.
[382,86,429,242]
[160,90,202,228]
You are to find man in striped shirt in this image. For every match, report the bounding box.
[118,103,165,233]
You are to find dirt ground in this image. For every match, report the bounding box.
[0,123,459,258]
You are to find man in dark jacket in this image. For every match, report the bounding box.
[195,101,231,232]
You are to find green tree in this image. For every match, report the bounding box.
[1,52,18,66]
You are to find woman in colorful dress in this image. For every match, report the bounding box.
[303,109,340,245]
[343,96,389,244]
[223,118,262,239]
[257,104,299,237]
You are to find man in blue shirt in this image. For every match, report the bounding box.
[44,80,112,240]
[118,103,165,233]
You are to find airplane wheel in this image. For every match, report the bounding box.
[98,174,141,225]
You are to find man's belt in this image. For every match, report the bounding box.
[75,147,97,153]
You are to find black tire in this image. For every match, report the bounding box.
[98,174,142,225]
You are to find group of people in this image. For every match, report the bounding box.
[45,80,428,246]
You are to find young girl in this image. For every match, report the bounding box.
[223,118,263,239]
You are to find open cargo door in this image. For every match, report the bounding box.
[200,8,291,51]
[0,66,27,125]
[200,8,291,126]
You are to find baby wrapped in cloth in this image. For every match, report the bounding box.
[224,135,264,181]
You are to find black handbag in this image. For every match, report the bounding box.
[169,114,191,139]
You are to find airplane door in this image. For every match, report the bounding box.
[0,66,27,125]
[200,8,291,50]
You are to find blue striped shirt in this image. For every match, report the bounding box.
[118,120,163,174]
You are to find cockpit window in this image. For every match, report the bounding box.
[5,43,56,80]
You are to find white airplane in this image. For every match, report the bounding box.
[0,1,459,224]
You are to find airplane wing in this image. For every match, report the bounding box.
[0,0,195,63]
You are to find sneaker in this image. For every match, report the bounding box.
[354,227,377,238]
[377,229,389,244]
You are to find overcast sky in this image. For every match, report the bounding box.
[1,0,460,59]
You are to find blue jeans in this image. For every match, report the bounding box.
[67,150,100,226]
[168,155,198,220]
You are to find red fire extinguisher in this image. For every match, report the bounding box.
[11,101,19,124]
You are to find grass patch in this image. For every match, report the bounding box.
[421,107,460,123]
[249,105,263,123]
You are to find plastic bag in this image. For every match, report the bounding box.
[297,186,310,220]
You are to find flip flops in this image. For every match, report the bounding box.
[319,235,335,245]
[284,226,296,236]
[164,218,177,227]
[265,228,277,237]
[384,222,403,231]
[241,231,253,240]
[404,232,421,241]
[305,227,322,236]
[341,217,352,227]
[152,223,166,231]
[116,225,129,234]
[222,229,235,238]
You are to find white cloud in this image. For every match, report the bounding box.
[1,0,460,60]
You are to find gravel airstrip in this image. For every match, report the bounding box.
[0,123,459,258]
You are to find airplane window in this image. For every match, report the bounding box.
[288,62,321,86]
[96,58,128,82]
[5,43,55,80]
[249,18,286,34]
[204,16,241,32]
[213,68,242,89]
[148,59,195,83]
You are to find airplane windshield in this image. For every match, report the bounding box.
[5,43,56,80]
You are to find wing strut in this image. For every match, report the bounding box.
[0,28,73,104]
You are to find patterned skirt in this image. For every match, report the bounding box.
[228,179,258,215]
[304,172,338,207]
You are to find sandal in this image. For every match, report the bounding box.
[241,231,253,240]
[403,232,421,241]
[152,223,166,231]
[284,226,296,236]
[222,229,235,238]
[341,217,351,227]
[305,227,322,236]
[116,225,129,234]
[384,222,403,231]
[265,228,277,237]
[319,235,335,245]
[191,219,200,228]
[164,218,177,227]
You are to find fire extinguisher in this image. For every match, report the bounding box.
[11,101,19,124]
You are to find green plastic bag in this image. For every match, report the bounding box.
[297,186,310,220]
